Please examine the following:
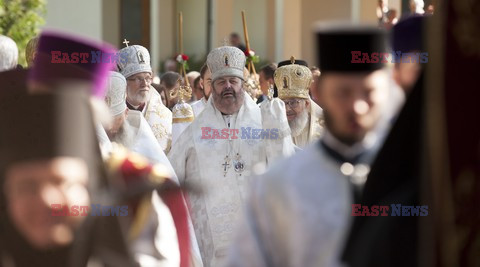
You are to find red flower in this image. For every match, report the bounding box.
[182,54,189,61]
[244,50,255,57]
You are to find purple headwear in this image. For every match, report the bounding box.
[391,15,427,54]
[28,30,117,98]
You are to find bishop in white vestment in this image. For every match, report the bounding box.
[168,46,295,267]
[117,44,173,153]
[274,58,324,148]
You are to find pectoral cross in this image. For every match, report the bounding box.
[222,156,230,177]
[123,39,130,47]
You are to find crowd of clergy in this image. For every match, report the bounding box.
[0,8,444,267]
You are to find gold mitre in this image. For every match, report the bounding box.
[274,56,312,99]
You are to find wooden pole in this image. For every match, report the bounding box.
[241,11,250,53]
[178,12,189,87]
[179,12,183,54]
[241,10,257,76]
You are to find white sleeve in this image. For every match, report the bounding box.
[167,127,192,185]
[260,98,296,164]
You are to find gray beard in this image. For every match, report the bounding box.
[127,86,150,106]
[213,89,245,115]
[289,109,309,137]
[111,121,135,148]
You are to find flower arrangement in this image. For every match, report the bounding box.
[244,49,260,65]
[175,54,190,71]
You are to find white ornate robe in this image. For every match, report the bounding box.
[142,87,173,154]
[168,92,294,267]
[225,131,384,267]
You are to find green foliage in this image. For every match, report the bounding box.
[0,0,46,66]
[246,54,260,65]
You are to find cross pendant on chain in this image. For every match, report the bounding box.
[222,156,230,177]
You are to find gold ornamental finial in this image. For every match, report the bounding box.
[290,56,296,64]
[170,78,192,103]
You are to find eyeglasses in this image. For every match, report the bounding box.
[282,99,303,109]
[127,76,153,84]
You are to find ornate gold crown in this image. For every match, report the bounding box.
[274,57,312,99]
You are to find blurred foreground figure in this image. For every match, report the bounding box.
[344,2,480,266]
[104,145,193,267]
[0,91,136,267]
[2,30,196,267]
[27,30,117,160]
[342,57,425,267]
[226,25,390,267]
